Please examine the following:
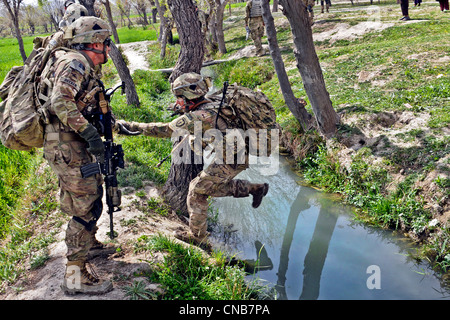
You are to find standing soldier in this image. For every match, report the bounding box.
[321,0,331,13]
[116,73,275,249]
[40,17,116,295]
[245,0,265,56]
[303,0,315,26]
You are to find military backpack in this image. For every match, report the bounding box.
[206,83,277,131]
[0,36,62,151]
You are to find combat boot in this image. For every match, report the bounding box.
[249,183,269,208]
[174,230,212,252]
[61,260,113,295]
[87,238,118,260]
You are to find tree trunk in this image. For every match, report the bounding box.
[279,0,339,138]
[154,0,165,41]
[160,15,174,59]
[167,0,204,82]
[2,0,27,63]
[208,0,219,53]
[163,0,205,215]
[272,0,279,12]
[103,0,120,44]
[13,18,26,63]
[261,0,312,131]
[155,0,173,58]
[109,42,140,107]
[162,136,204,216]
[79,0,96,16]
[214,0,229,54]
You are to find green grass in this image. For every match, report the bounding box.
[132,234,269,300]
[0,146,36,238]
[116,25,159,43]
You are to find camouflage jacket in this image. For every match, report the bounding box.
[118,100,275,159]
[39,48,101,133]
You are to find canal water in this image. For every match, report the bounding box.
[209,156,449,300]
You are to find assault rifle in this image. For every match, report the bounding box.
[80,82,126,239]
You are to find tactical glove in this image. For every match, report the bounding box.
[116,122,141,136]
[79,124,105,163]
[114,120,142,136]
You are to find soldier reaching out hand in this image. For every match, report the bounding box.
[117,73,279,249]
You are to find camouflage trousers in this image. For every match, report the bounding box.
[187,156,254,238]
[43,129,103,262]
[249,16,265,55]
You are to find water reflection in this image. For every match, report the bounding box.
[210,157,450,300]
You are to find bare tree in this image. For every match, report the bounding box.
[272,0,278,12]
[102,0,120,43]
[261,0,312,131]
[214,0,229,54]
[130,0,149,25]
[109,43,141,106]
[39,0,65,30]
[22,4,39,35]
[278,0,339,138]
[1,0,26,62]
[155,0,173,59]
[117,0,133,28]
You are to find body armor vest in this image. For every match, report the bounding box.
[250,0,263,17]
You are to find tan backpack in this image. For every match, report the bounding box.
[0,37,60,151]
[206,83,277,131]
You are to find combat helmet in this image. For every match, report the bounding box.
[171,73,211,100]
[59,3,88,30]
[69,16,112,45]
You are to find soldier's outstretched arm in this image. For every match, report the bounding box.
[115,120,173,138]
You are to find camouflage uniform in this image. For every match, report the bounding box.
[321,0,331,13]
[39,17,113,268]
[303,0,315,25]
[118,73,271,241]
[245,0,265,56]
[41,47,104,262]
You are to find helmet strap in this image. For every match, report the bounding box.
[187,97,210,111]
[82,45,108,64]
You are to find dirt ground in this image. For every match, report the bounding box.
[1,13,447,300]
[1,184,186,300]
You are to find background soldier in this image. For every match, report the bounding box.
[303,0,315,26]
[245,0,265,56]
[116,73,272,249]
[59,2,88,30]
[40,16,115,295]
[321,0,332,13]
